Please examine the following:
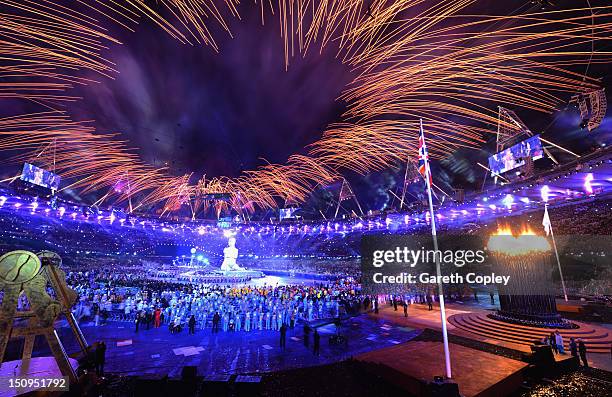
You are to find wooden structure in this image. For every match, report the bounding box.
[0,250,88,382]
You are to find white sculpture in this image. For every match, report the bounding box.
[220,237,244,272]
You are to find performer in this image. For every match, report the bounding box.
[245,311,251,332]
[220,237,244,272]
[578,339,589,367]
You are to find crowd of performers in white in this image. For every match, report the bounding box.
[69,276,364,334]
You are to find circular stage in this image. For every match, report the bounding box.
[448,312,612,353]
[168,268,266,284]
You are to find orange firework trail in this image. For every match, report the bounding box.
[0,1,611,217]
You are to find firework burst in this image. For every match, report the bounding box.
[0,1,611,217]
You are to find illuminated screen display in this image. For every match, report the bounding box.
[279,207,299,220]
[217,217,232,229]
[488,135,544,175]
[20,163,61,190]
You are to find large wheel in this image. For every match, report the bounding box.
[0,250,41,285]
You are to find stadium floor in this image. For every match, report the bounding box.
[49,314,421,377]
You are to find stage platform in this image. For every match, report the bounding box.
[49,314,421,379]
[216,269,265,278]
[448,311,612,354]
[169,268,265,284]
[372,302,612,352]
[0,357,78,397]
[356,341,528,397]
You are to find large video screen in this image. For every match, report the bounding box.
[20,163,61,190]
[280,207,299,220]
[217,217,233,229]
[488,135,544,175]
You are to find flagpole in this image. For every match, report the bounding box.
[546,204,568,302]
[420,119,452,379]
[399,159,410,210]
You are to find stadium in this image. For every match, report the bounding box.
[0,1,611,396]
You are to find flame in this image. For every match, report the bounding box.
[520,226,536,236]
[488,225,550,255]
[493,225,513,236]
[493,225,536,237]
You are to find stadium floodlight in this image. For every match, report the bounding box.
[540,185,550,203]
[584,173,594,195]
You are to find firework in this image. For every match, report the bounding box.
[0,1,611,216]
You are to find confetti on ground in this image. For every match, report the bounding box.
[173,346,204,356]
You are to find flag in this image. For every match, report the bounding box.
[542,206,551,236]
[418,120,433,187]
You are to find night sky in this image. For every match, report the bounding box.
[67,4,354,178]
